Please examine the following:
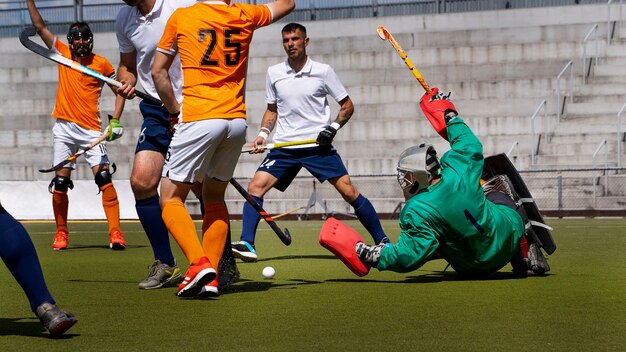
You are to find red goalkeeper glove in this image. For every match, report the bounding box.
[419,87,458,141]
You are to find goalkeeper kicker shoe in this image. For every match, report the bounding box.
[356,242,387,266]
[52,230,68,250]
[177,257,216,298]
[36,302,77,336]
[138,260,181,290]
[528,243,550,275]
[231,241,258,262]
[109,229,126,250]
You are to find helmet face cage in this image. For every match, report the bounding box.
[67,23,93,57]
[396,144,440,199]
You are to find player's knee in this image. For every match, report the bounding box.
[95,169,113,189]
[48,176,74,193]
[338,185,359,203]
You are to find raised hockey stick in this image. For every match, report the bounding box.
[376,25,431,94]
[38,131,110,173]
[229,178,292,246]
[241,139,317,154]
[19,26,162,106]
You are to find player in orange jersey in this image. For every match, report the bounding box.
[152,0,295,297]
[26,0,127,250]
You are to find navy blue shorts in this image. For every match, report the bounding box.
[136,100,173,154]
[257,146,348,192]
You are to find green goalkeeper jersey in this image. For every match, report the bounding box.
[378,117,524,276]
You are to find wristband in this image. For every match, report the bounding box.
[260,127,271,134]
[330,122,341,130]
[258,131,269,140]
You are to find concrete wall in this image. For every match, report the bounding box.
[1,3,624,218]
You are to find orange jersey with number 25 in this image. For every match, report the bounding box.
[158,3,272,122]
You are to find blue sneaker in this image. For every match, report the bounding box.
[231,241,258,262]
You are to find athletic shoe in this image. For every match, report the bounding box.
[138,260,182,290]
[35,302,78,336]
[109,229,126,250]
[528,243,550,275]
[198,278,219,298]
[177,257,216,298]
[231,241,258,262]
[218,247,240,289]
[52,230,68,250]
[355,242,385,265]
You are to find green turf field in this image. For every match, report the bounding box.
[1,219,625,351]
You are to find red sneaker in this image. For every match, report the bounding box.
[109,229,126,250]
[177,257,216,297]
[198,277,219,298]
[52,230,68,250]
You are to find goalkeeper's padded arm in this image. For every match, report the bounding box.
[419,87,458,141]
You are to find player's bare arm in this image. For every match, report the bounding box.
[25,0,55,48]
[251,104,279,153]
[335,96,354,127]
[267,0,296,23]
[117,51,139,100]
[151,51,179,114]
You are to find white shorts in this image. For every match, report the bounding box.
[163,118,247,183]
[52,119,109,169]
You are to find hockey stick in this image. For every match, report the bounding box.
[229,178,292,246]
[270,206,306,220]
[19,26,162,106]
[376,25,431,94]
[38,131,110,173]
[241,139,317,154]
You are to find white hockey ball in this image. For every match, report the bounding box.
[262,266,275,279]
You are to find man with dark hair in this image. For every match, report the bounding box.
[0,202,77,336]
[26,0,127,250]
[232,22,388,262]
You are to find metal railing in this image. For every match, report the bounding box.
[0,0,613,37]
[617,101,626,168]
[506,141,521,170]
[530,100,547,165]
[582,24,599,83]
[592,139,609,200]
[555,61,574,123]
[607,0,624,45]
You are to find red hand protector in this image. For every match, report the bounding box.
[419,87,457,141]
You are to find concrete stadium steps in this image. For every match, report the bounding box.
[1,3,623,186]
[246,40,588,75]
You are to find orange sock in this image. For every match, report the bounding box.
[52,190,69,233]
[100,183,121,233]
[201,203,229,270]
[162,199,205,265]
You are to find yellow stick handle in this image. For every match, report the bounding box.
[241,139,318,154]
[377,25,431,94]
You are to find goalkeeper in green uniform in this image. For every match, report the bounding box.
[351,87,548,277]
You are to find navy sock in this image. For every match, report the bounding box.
[240,195,263,245]
[0,209,55,311]
[351,194,387,244]
[135,195,175,266]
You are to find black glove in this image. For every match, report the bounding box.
[316,124,338,146]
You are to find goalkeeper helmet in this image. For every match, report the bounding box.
[397,144,441,200]
[67,22,93,57]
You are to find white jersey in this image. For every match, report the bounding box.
[265,57,349,144]
[115,0,196,103]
